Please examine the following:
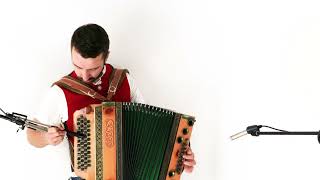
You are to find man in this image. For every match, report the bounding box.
[26,24,195,179]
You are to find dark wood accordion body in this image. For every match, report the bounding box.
[73,102,195,180]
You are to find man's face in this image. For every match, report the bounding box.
[71,47,106,83]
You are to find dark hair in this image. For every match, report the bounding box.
[71,24,110,59]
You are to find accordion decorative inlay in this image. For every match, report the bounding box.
[73,102,195,180]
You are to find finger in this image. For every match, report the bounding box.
[183,165,194,173]
[47,132,60,139]
[187,148,192,155]
[47,131,55,136]
[48,127,65,136]
[185,147,193,154]
[80,108,86,114]
[51,136,64,145]
[52,140,61,146]
[54,134,65,141]
[183,153,194,160]
[79,106,92,115]
[47,127,58,133]
[56,124,65,131]
[51,136,63,143]
[84,106,93,114]
[48,127,65,135]
[183,159,196,166]
[57,130,66,136]
[75,108,86,118]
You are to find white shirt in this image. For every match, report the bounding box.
[32,71,144,177]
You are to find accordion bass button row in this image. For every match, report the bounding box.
[166,115,195,180]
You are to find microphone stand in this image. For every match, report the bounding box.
[0,107,84,138]
[230,125,320,143]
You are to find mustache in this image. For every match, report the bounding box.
[77,77,96,83]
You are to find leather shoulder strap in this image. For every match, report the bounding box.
[53,76,107,101]
[106,68,129,101]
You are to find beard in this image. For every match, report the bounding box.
[77,77,96,84]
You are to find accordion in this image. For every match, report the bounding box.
[73,102,195,180]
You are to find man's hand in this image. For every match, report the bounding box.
[45,126,66,146]
[183,146,196,173]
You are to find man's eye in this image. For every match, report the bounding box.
[74,65,82,70]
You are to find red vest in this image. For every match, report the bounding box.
[57,64,131,141]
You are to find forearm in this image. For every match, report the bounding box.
[26,128,48,148]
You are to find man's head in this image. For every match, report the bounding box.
[71,24,110,83]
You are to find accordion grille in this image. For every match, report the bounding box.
[122,103,175,180]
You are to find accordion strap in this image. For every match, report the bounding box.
[53,68,128,101]
[53,76,107,101]
[106,68,128,101]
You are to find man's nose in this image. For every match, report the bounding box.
[82,70,91,82]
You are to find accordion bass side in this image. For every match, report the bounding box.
[73,102,195,180]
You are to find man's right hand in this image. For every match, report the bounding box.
[45,126,66,146]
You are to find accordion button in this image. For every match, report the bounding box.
[176,167,182,174]
[182,128,189,135]
[168,171,175,177]
[177,137,184,144]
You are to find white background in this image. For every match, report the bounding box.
[0,0,320,180]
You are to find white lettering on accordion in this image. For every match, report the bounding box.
[105,119,114,148]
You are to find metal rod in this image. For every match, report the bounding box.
[258,131,319,135]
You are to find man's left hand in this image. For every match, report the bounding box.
[183,146,196,173]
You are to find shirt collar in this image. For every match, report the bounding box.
[92,64,106,86]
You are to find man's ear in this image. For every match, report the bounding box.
[104,51,110,62]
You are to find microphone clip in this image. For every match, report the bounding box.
[246,125,262,136]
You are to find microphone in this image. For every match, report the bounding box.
[230,125,262,140]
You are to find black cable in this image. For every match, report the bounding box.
[261,125,288,132]
[0,108,6,115]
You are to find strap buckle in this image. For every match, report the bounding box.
[108,85,117,93]
[87,91,97,98]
